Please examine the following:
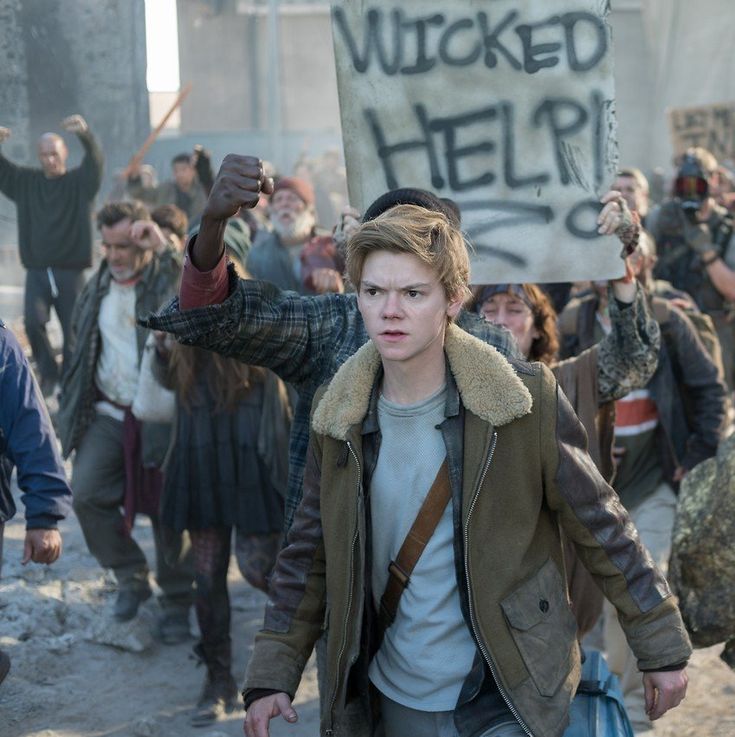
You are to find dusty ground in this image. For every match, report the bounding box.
[0,498,320,737]
[2,488,734,737]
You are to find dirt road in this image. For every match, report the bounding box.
[1,495,733,737]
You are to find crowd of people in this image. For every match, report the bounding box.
[0,112,733,737]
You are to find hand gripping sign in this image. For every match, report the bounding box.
[331,0,623,284]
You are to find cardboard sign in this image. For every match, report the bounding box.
[331,0,622,284]
[668,101,735,164]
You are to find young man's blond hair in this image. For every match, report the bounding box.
[346,204,471,306]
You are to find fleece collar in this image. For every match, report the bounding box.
[312,322,533,440]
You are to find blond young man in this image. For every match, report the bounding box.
[241,204,691,737]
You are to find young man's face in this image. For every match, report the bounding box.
[357,250,462,368]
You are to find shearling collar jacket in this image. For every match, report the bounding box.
[244,324,692,737]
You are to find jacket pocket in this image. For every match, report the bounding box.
[500,558,578,697]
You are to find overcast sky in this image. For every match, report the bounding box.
[145,0,180,91]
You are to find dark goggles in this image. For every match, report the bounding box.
[674,175,708,202]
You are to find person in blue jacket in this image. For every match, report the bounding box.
[0,320,72,686]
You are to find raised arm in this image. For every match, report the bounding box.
[192,154,273,271]
[0,126,24,200]
[596,279,661,403]
[61,115,104,198]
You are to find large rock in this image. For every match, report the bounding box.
[84,599,157,653]
[669,433,735,660]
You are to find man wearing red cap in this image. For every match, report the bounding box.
[246,176,343,295]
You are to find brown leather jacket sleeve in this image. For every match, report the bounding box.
[242,432,327,702]
[540,365,692,671]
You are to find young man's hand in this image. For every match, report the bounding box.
[0,127,10,144]
[60,114,89,135]
[642,668,688,720]
[23,529,62,565]
[202,154,274,223]
[244,693,298,737]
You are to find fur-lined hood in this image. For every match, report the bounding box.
[312,322,533,440]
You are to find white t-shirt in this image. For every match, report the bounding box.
[94,280,139,420]
[368,385,477,711]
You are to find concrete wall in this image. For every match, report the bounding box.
[177,0,266,132]
[609,2,658,174]
[176,0,342,172]
[612,0,735,181]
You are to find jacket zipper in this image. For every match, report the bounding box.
[325,440,361,737]
[463,431,534,737]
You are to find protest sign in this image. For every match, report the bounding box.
[668,102,735,164]
[331,0,622,284]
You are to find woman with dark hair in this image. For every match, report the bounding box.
[153,260,292,727]
[473,282,560,364]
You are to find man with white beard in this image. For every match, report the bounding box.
[246,176,343,294]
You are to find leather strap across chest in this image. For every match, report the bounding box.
[378,458,451,635]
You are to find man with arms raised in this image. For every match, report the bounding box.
[0,116,103,396]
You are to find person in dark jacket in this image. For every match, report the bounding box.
[0,321,73,686]
[648,147,735,389]
[558,265,727,733]
[0,115,103,396]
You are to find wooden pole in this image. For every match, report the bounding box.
[121,82,193,178]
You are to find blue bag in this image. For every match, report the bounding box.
[563,649,634,737]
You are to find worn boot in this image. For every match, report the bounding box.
[190,642,239,727]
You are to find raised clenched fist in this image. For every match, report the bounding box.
[202,154,274,223]
[60,115,88,135]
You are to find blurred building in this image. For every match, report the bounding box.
[0,0,149,249]
[167,0,735,186]
[612,0,735,182]
[163,0,342,177]
[3,0,735,243]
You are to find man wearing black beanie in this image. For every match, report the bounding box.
[361,187,461,226]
